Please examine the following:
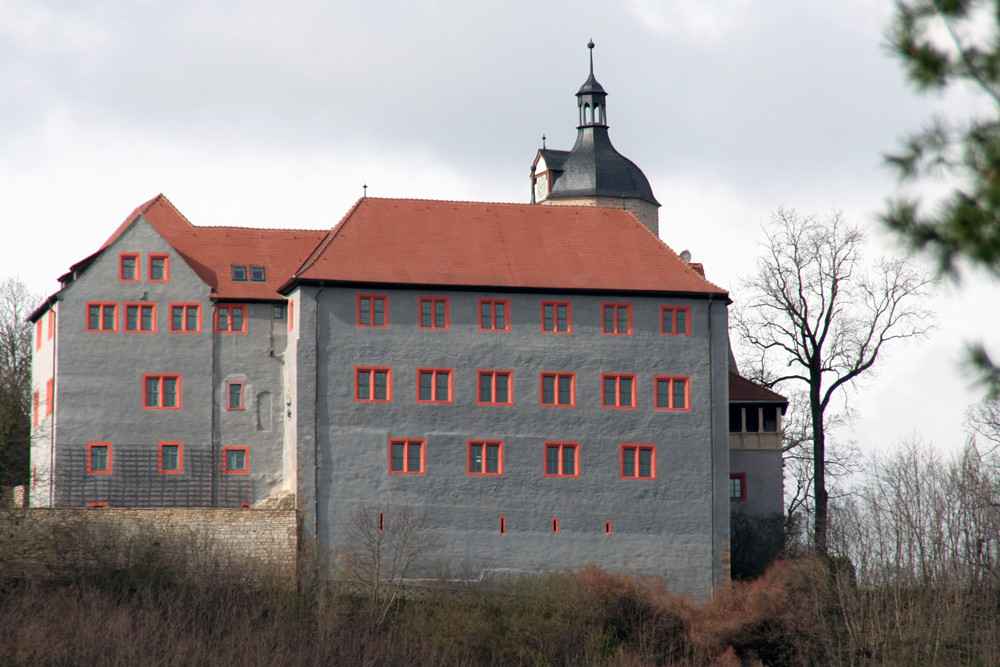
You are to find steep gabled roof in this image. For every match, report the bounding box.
[71,195,327,301]
[728,372,788,404]
[292,198,727,295]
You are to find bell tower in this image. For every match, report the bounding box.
[531,42,661,235]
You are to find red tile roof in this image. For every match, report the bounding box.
[92,195,327,300]
[294,198,727,295]
[728,372,787,403]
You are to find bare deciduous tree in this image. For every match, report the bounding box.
[342,504,438,629]
[0,277,38,490]
[733,209,933,552]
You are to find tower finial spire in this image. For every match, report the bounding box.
[588,39,595,75]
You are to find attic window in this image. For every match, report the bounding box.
[232,265,247,281]
[250,266,266,282]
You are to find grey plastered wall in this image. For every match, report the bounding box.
[302,285,731,597]
[215,302,288,505]
[42,215,215,507]
[729,449,783,518]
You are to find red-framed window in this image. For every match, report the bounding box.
[389,438,425,474]
[541,301,572,333]
[124,303,156,333]
[45,378,53,417]
[604,521,612,535]
[169,304,201,333]
[621,444,656,479]
[86,302,118,332]
[468,440,503,476]
[540,372,575,407]
[223,447,249,474]
[32,391,39,427]
[416,368,453,404]
[87,442,112,475]
[655,375,690,411]
[89,501,109,509]
[119,253,140,282]
[419,297,449,330]
[499,516,507,535]
[288,301,294,332]
[479,298,510,332]
[544,441,580,478]
[602,303,632,335]
[477,370,513,405]
[378,511,385,532]
[47,310,54,340]
[661,306,691,335]
[158,441,183,474]
[216,304,247,333]
[552,517,560,534]
[143,374,181,409]
[227,381,244,410]
[356,367,392,402]
[149,253,170,282]
[602,373,637,409]
[730,473,747,501]
[357,294,388,327]
[35,320,42,350]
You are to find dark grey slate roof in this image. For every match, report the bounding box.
[545,126,660,206]
[577,73,606,95]
[537,149,569,172]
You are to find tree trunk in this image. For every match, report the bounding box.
[811,376,828,554]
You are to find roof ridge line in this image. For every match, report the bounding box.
[294,196,367,277]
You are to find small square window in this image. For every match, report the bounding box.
[479,299,510,332]
[223,447,249,474]
[250,266,266,282]
[541,301,572,333]
[602,303,632,335]
[416,368,453,404]
[356,367,392,402]
[655,376,689,411]
[231,265,247,281]
[357,295,388,327]
[158,442,183,474]
[601,373,636,409]
[540,372,575,407]
[124,303,156,333]
[119,253,140,282]
[86,303,118,332]
[418,297,449,330]
[227,382,244,410]
[621,444,656,479]
[169,304,201,333]
[87,442,112,475]
[389,439,425,474]
[468,440,503,476]
[661,306,691,335]
[544,442,579,478]
[143,374,181,409]
[216,304,247,333]
[730,473,746,501]
[273,305,284,319]
[477,370,513,405]
[149,254,170,282]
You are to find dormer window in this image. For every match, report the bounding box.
[250,266,266,282]
[232,265,247,281]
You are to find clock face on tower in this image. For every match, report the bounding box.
[534,172,549,201]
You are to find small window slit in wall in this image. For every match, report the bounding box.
[378,511,385,533]
[604,521,612,536]
[499,516,506,535]
[240,503,252,509]
[552,517,559,534]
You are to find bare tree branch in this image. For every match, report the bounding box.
[732,209,934,552]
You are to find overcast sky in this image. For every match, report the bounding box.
[2,0,996,458]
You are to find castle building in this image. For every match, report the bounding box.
[28,46,783,596]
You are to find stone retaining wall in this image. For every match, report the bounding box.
[0,508,298,583]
